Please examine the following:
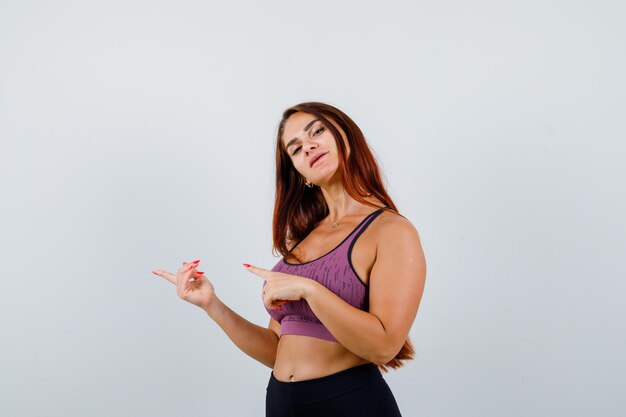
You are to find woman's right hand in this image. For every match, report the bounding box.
[152,260,217,311]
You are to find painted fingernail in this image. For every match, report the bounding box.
[196,271,205,274]
[192,260,200,264]
[151,270,158,275]
[243,263,251,268]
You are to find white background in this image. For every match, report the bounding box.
[1,1,624,416]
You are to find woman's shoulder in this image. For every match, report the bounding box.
[376,207,413,227]
[373,208,422,246]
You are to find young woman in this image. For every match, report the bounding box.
[152,102,427,416]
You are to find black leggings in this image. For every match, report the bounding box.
[266,362,403,417]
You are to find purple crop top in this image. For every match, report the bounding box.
[263,207,386,342]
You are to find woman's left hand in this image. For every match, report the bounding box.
[243,263,313,310]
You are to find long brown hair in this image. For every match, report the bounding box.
[271,101,414,372]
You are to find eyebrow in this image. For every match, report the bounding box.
[284,118,320,150]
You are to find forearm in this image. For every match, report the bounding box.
[204,297,278,369]
[303,282,390,365]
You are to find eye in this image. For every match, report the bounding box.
[313,126,325,136]
[291,146,301,156]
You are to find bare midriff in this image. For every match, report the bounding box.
[272,334,371,382]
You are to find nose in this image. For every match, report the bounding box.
[303,140,318,154]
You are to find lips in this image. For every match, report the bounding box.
[309,151,328,167]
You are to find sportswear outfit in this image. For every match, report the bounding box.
[263,207,403,416]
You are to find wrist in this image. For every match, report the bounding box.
[203,296,223,318]
[302,279,319,300]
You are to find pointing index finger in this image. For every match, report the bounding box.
[243,263,270,280]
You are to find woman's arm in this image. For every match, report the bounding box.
[205,297,279,369]
[303,215,426,365]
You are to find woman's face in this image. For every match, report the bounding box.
[281,112,350,186]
